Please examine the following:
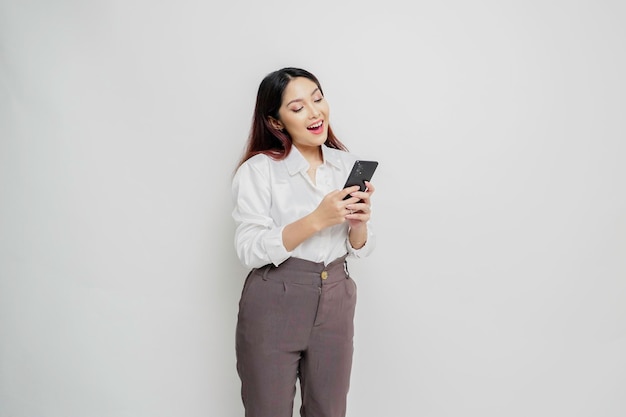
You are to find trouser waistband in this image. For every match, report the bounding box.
[259,254,349,285]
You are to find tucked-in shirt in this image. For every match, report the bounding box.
[232,145,376,269]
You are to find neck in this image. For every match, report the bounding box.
[294,144,323,165]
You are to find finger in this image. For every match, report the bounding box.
[344,201,361,213]
[341,185,361,194]
[348,190,370,202]
[345,211,369,221]
[341,185,361,200]
[364,181,376,194]
[346,203,370,214]
[349,182,375,201]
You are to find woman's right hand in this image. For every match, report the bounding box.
[310,185,361,229]
[282,185,361,252]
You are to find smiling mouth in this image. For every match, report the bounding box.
[307,120,323,130]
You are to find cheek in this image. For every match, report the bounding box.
[279,113,304,132]
[320,102,330,118]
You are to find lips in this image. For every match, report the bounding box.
[307,120,324,133]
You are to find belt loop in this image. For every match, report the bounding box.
[262,264,271,281]
[344,260,350,278]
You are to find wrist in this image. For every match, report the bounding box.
[349,225,367,249]
[350,239,366,249]
[305,213,324,233]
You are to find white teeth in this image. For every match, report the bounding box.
[308,121,323,129]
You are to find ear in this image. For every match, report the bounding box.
[268,117,284,131]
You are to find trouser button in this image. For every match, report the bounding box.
[321,271,328,280]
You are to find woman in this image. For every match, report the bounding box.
[231,67,376,417]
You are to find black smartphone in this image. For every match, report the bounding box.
[342,160,378,200]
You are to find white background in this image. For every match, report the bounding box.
[1,1,625,416]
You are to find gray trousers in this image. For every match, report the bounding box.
[236,255,357,417]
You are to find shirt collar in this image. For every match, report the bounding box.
[321,145,343,169]
[284,144,342,176]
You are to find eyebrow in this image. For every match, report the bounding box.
[286,88,321,106]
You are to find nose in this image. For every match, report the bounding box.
[308,104,321,118]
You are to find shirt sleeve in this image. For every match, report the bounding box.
[231,159,292,269]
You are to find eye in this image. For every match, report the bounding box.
[314,96,324,103]
[293,106,304,113]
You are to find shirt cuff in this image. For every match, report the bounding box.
[265,225,292,266]
[347,225,376,258]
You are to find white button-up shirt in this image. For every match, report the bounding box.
[232,145,376,269]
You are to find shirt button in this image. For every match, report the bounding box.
[321,271,328,280]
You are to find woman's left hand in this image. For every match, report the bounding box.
[345,181,375,228]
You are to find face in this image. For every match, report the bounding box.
[270,77,330,151]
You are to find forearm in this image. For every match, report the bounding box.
[348,224,368,249]
[282,214,323,252]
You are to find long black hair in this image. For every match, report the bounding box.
[237,67,347,168]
